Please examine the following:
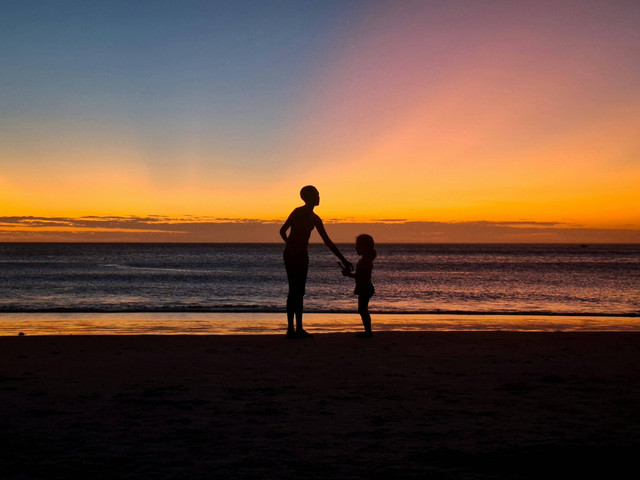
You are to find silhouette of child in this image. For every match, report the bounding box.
[342,234,376,337]
[280,185,353,338]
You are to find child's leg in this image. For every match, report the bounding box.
[358,295,372,333]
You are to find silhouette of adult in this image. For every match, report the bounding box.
[280,186,353,338]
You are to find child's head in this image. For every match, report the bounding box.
[300,185,320,206]
[356,234,376,259]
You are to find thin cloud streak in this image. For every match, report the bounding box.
[1,216,638,243]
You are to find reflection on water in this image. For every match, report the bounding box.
[1,312,638,336]
[1,243,638,315]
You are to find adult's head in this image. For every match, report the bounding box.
[300,185,320,206]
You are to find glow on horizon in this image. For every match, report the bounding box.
[1,1,639,238]
[289,0,640,228]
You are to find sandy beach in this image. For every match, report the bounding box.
[1,332,639,479]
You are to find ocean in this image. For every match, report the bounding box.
[1,243,638,334]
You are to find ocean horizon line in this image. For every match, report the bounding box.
[1,241,640,245]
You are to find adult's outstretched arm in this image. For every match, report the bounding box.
[315,218,353,271]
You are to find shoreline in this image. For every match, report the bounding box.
[1,332,639,478]
[1,309,637,316]
[1,312,639,336]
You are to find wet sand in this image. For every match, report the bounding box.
[3,312,639,336]
[1,332,639,479]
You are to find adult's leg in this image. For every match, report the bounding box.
[284,252,309,334]
[358,295,372,334]
[286,289,303,331]
[293,255,308,332]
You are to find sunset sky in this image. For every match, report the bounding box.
[1,0,639,242]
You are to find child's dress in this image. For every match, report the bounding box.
[354,257,375,298]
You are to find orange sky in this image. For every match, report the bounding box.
[1,1,639,241]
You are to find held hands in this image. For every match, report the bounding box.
[338,261,354,277]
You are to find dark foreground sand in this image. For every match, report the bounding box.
[1,332,639,479]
